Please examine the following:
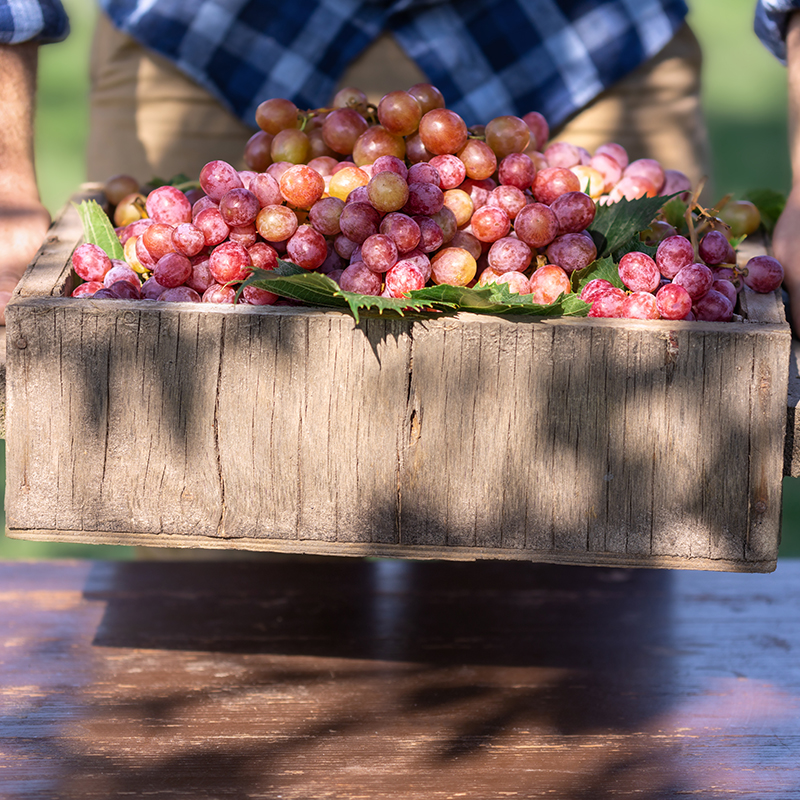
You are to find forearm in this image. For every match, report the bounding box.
[0,41,41,203]
[786,12,800,184]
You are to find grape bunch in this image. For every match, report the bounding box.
[69,82,784,321]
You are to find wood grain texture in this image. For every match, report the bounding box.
[1,557,799,799]
[3,191,793,570]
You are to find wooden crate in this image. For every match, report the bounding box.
[3,189,793,571]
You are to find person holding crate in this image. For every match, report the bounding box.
[757,1,800,335]
[0,0,718,326]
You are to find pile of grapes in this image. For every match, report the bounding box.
[69,82,784,322]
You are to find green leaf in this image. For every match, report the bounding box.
[74,199,125,260]
[660,197,690,231]
[744,188,786,235]
[573,256,625,293]
[587,194,676,259]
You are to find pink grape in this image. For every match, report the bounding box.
[550,190,596,234]
[338,261,382,294]
[487,237,532,274]
[532,167,580,205]
[249,172,283,207]
[158,286,202,303]
[623,291,660,319]
[497,152,536,191]
[71,280,104,297]
[285,225,328,270]
[72,242,113,282]
[487,184,527,220]
[623,158,665,192]
[209,241,252,283]
[199,160,244,201]
[384,261,426,297]
[194,207,231,246]
[655,235,695,279]
[618,251,660,292]
[141,276,168,299]
[372,154,408,180]
[655,283,693,320]
[361,233,399,273]
[514,202,558,248]
[544,141,582,169]
[743,255,784,293]
[528,264,571,305]
[407,161,440,186]
[470,205,511,242]
[588,287,627,317]
[339,201,381,243]
[219,188,260,226]
[673,262,714,300]
[404,181,444,216]
[171,222,206,256]
[309,196,345,236]
[153,252,192,288]
[414,216,445,253]
[428,154,465,189]
[545,232,597,273]
[580,278,614,303]
[595,142,629,169]
[491,270,530,295]
[145,185,192,225]
[698,230,735,266]
[712,278,738,306]
[693,288,734,321]
[202,284,238,304]
[103,263,140,289]
[588,153,623,192]
[185,256,215,293]
[380,212,421,253]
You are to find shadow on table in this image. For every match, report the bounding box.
[74,558,694,799]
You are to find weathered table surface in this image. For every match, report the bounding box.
[1,556,799,799]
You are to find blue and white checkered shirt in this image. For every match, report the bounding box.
[4,0,688,129]
[755,0,800,62]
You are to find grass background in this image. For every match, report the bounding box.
[2,0,799,560]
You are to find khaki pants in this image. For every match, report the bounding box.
[88,14,711,193]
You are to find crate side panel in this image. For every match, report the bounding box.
[215,312,410,544]
[6,303,224,538]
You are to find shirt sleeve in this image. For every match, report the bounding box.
[755,0,800,63]
[0,0,69,45]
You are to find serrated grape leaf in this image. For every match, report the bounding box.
[573,256,625,293]
[661,197,690,231]
[413,282,589,317]
[587,194,676,259]
[241,264,435,323]
[74,199,125,260]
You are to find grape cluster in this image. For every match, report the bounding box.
[70,82,783,320]
[582,227,784,322]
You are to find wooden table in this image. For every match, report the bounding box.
[1,557,799,798]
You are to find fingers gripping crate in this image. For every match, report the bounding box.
[3,189,792,571]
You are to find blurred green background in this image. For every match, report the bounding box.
[2,0,799,560]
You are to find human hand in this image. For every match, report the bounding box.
[770,185,800,337]
[0,193,50,325]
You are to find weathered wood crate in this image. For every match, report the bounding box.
[3,188,794,571]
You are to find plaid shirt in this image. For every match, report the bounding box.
[755,0,800,62]
[5,0,688,129]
